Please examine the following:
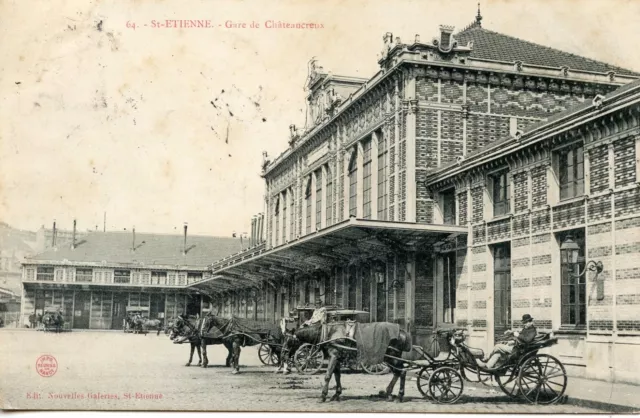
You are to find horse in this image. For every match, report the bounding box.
[168,316,204,366]
[131,315,163,335]
[284,322,413,403]
[42,311,64,333]
[199,313,283,374]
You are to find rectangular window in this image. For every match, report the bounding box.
[36,266,54,281]
[75,268,93,282]
[305,178,312,234]
[151,271,167,285]
[491,170,510,217]
[442,252,457,323]
[114,270,131,284]
[560,229,586,327]
[187,272,202,284]
[377,132,388,220]
[315,170,323,230]
[558,145,585,200]
[441,188,456,225]
[326,167,333,227]
[281,192,287,244]
[348,150,358,217]
[493,243,511,340]
[363,140,373,219]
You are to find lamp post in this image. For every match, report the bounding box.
[560,234,604,300]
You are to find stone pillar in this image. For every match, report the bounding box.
[357,141,364,218]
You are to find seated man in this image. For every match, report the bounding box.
[302,306,327,327]
[477,314,537,370]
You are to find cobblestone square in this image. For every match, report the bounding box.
[0,331,603,412]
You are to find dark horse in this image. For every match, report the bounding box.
[168,315,205,366]
[42,311,64,333]
[199,313,282,374]
[285,322,413,402]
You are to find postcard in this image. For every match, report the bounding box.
[1,0,639,412]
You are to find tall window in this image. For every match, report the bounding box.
[491,170,510,217]
[363,140,373,219]
[274,197,280,246]
[348,150,358,217]
[289,188,295,240]
[493,243,511,338]
[114,270,131,284]
[187,272,202,284]
[315,169,323,230]
[377,131,388,220]
[36,266,54,281]
[305,177,312,234]
[560,229,586,327]
[441,188,456,225]
[281,192,287,244]
[326,166,333,227]
[558,145,584,200]
[441,252,456,323]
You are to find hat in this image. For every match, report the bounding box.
[521,314,534,324]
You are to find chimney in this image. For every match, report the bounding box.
[72,219,77,249]
[258,213,264,244]
[183,223,188,255]
[132,226,136,252]
[52,220,57,248]
[251,216,257,247]
[415,34,420,43]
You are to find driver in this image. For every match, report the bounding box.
[477,314,537,370]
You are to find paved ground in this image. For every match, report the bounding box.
[0,330,612,412]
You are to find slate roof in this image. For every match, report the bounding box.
[27,231,243,269]
[455,25,640,77]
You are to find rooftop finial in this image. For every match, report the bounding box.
[476,2,483,26]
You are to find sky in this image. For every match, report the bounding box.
[1,0,640,237]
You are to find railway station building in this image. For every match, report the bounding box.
[20,224,244,330]
[186,14,640,384]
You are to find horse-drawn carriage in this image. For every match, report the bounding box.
[382,328,568,405]
[123,307,163,335]
[285,306,391,375]
[40,307,67,333]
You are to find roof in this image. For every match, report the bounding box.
[27,231,244,269]
[455,25,640,77]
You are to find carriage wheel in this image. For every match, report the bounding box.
[258,343,271,365]
[294,343,324,375]
[258,344,280,366]
[495,365,520,398]
[427,367,464,404]
[416,367,434,398]
[361,362,390,375]
[517,354,567,405]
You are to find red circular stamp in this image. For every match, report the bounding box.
[36,354,58,377]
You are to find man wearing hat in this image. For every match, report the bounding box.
[477,314,537,370]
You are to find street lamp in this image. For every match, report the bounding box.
[560,235,604,276]
[560,234,604,300]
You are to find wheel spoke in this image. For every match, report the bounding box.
[546,380,565,387]
[546,371,565,379]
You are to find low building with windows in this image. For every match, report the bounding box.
[186,12,640,384]
[20,226,243,329]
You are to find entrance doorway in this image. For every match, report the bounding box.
[186,294,201,317]
[111,293,127,330]
[74,291,91,329]
[493,242,512,343]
